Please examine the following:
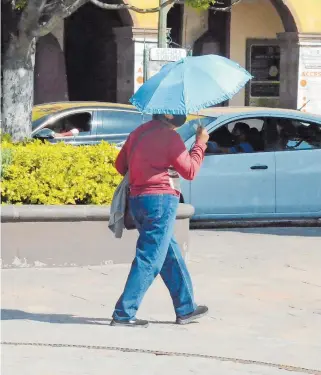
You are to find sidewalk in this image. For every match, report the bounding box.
[2,229,321,374]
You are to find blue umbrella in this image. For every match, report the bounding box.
[130,54,252,115]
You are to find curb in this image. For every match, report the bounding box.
[1,204,194,268]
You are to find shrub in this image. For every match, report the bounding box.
[1,141,122,205]
[1,148,13,178]
[1,133,13,143]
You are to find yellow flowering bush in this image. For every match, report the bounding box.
[1,140,122,205]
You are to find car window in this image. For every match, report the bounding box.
[206,116,321,155]
[97,110,151,135]
[206,117,265,154]
[32,116,50,131]
[42,112,92,136]
[263,117,321,151]
[228,118,265,132]
[176,116,216,142]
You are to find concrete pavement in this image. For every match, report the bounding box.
[2,228,321,374]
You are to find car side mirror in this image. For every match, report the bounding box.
[34,128,55,139]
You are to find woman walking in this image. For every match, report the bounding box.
[111,114,209,328]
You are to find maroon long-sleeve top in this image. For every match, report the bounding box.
[115,120,206,197]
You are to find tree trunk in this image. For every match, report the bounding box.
[2,38,36,142]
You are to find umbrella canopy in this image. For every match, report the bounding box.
[130,54,252,115]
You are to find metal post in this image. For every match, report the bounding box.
[143,47,149,82]
[158,0,170,48]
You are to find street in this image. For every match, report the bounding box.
[2,228,321,375]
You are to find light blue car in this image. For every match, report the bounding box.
[176,107,321,223]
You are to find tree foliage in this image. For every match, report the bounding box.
[187,0,217,9]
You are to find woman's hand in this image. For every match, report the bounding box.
[196,126,209,144]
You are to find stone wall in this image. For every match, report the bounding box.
[1,204,194,268]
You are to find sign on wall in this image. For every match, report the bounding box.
[149,48,187,62]
[246,40,280,108]
[134,45,187,92]
[297,45,321,115]
[147,48,187,79]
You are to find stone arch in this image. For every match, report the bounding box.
[34,33,68,105]
[167,3,184,47]
[64,1,134,103]
[269,0,299,33]
[118,6,134,27]
[193,6,230,58]
[192,0,299,57]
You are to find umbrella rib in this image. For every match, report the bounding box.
[184,64,251,112]
[132,77,164,113]
[130,63,177,112]
[143,61,183,114]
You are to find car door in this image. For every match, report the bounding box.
[187,117,276,220]
[95,110,152,144]
[273,116,321,216]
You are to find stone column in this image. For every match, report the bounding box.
[112,27,160,103]
[112,26,135,104]
[277,32,300,109]
[277,32,321,113]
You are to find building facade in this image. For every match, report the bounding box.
[181,0,321,114]
[34,0,321,114]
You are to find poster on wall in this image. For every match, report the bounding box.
[297,45,321,115]
[134,40,157,93]
[246,40,281,108]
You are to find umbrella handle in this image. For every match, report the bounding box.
[192,114,203,132]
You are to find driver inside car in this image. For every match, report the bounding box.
[53,119,80,138]
[207,122,254,154]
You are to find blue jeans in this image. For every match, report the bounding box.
[112,194,196,321]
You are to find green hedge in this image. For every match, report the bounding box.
[1,140,121,205]
[1,148,13,179]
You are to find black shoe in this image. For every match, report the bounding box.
[176,305,208,325]
[110,319,149,328]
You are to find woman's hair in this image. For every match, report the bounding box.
[171,115,187,127]
[152,114,163,121]
[152,114,186,127]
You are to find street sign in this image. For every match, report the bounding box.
[149,48,187,62]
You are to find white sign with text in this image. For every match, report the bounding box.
[297,45,321,115]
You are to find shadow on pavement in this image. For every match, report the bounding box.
[0,309,178,326]
[0,309,109,325]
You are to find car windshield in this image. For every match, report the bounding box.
[177,116,216,142]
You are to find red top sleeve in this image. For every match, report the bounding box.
[169,133,206,181]
[115,139,129,176]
